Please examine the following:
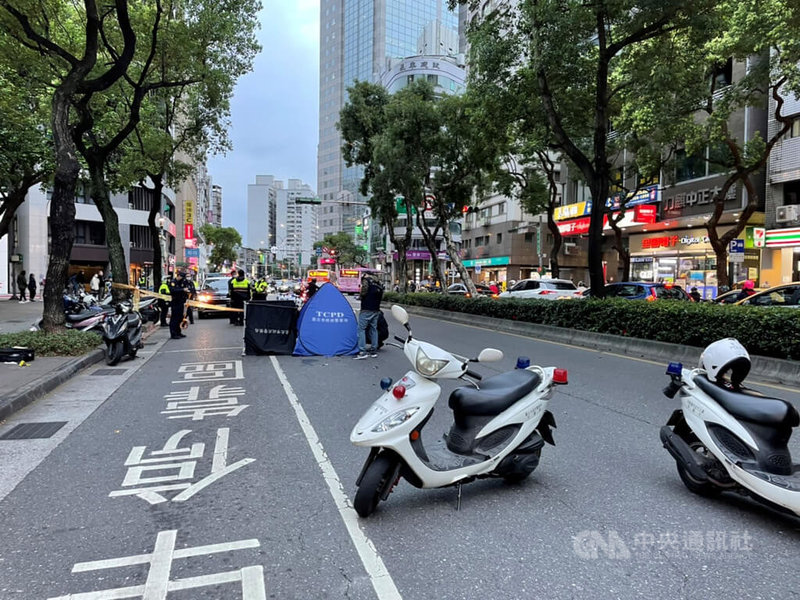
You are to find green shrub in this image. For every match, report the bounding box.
[382,292,800,360]
[0,330,102,357]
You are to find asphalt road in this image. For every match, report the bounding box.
[0,309,799,599]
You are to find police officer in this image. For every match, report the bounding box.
[185,273,197,324]
[253,277,268,301]
[158,277,170,327]
[229,269,251,326]
[168,271,190,339]
[138,273,148,289]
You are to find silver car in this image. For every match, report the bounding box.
[499,278,582,300]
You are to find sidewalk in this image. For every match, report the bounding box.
[0,297,44,334]
[0,315,162,421]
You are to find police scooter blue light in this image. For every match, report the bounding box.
[350,305,568,517]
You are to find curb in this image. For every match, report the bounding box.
[0,322,161,422]
[393,304,800,387]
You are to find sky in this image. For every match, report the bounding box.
[207,0,320,247]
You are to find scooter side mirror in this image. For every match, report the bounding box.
[391,304,409,326]
[477,348,503,363]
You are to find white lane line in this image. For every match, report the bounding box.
[159,346,242,353]
[269,356,402,600]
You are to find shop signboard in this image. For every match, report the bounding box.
[557,204,658,236]
[462,256,511,267]
[765,227,800,247]
[554,202,591,221]
[630,227,718,253]
[185,248,200,258]
[392,250,449,261]
[606,185,661,211]
[184,223,194,240]
[662,181,739,218]
[184,200,194,225]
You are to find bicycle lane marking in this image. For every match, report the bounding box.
[269,355,402,600]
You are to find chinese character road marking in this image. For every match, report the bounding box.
[172,361,244,384]
[48,529,266,600]
[109,429,254,504]
[162,384,249,420]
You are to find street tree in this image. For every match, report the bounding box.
[460,0,716,297]
[200,224,241,272]
[74,0,260,299]
[614,0,800,288]
[313,232,365,268]
[0,49,53,241]
[0,0,139,330]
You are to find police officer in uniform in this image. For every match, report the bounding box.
[138,273,148,289]
[229,269,251,326]
[168,271,190,339]
[253,277,268,301]
[158,277,171,327]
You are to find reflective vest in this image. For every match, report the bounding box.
[231,278,250,289]
[138,276,147,287]
[158,282,170,295]
[255,281,268,293]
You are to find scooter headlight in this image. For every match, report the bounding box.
[372,407,419,433]
[415,347,449,377]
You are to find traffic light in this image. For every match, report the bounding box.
[462,205,478,214]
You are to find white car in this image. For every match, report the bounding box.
[499,278,582,300]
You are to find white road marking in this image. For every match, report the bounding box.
[269,356,403,600]
[160,346,242,353]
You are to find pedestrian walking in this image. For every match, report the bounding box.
[90,270,103,298]
[28,273,37,301]
[16,270,27,302]
[168,271,190,339]
[354,273,384,360]
[76,270,86,294]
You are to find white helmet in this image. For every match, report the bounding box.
[699,338,751,386]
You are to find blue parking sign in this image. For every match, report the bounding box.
[729,239,744,254]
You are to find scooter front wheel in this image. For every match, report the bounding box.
[106,341,123,366]
[354,453,398,518]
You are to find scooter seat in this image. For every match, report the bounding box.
[66,311,98,323]
[449,369,541,416]
[695,375,800,428]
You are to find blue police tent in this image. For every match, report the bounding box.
[293,282,359,356]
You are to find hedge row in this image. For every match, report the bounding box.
[0,330,102,357]
[382,292,800,361]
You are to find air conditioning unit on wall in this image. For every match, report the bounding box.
[776,204,800,223]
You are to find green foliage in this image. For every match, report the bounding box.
[382,293,800,360]
[200,225,242,270]
[314,232,366,267]
[0,330,102,357]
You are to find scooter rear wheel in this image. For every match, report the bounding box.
[675,429,722,497]
[354,453,397,517]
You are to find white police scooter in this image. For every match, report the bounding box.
[350,305,568,517]
[660,338,800,516]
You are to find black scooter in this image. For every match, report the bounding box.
[102,302,144,366]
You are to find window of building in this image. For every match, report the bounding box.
[496,233,502,244]
[427,74,437,86]
[675,149,706,182]
[524,233,534,242]
[785,119,800,139]
[74,221,106,245]
[710,58,733,90]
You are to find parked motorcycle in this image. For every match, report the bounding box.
[137,297,160,324]
[660,338,800,517]
[350,305,568,517]
[102,302,144,366]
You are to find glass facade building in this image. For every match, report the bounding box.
[317,0,458,238]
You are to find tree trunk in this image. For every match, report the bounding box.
[547,212,562,280]
[415,211,446,289]
[146,174,164,288]
[442,217,475,295]
[88,163,128,300]
[42,89,82,332]
[0,186,31,240]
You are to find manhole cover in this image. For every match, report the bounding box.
[0,422,68,440]
[92,368,128,376]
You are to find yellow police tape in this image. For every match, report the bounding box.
[111,282,244,312]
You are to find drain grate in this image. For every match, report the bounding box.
[0,422,68,440]
[92,368,128,376]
